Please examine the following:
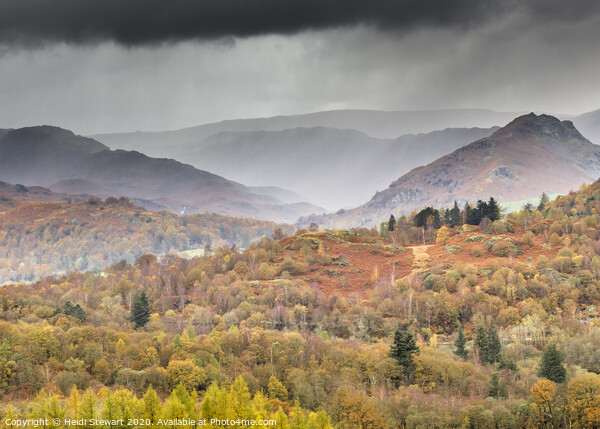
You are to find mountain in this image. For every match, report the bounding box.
[305,113,600,228]
[574,108,600,145]
[181,126,498,209]
[92,109,521,152]
[0,126,323,223]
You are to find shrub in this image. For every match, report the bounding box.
[424,274,446,292]
[465,235,486,242]
[491,241,518,257]
[279,258,307,275]
[445,245,464,254]
[522,231,535,246]
[552,256,575,274]
[487,220,513,235]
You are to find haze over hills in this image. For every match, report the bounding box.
[304,113,600,228]
[93,109,512,210]
[0,126,323,223]
[185,126,498,209]
[574,108,600,145]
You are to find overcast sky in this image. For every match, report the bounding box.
[1,0,600,134]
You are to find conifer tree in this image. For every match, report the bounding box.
[464,203,474,225]
[486,325,502,364]
[474,325,489,364]
[538,343,567,383]
[390,328,420,378]
[454,326,469,359]
[388,215,396,232]
[475,325,501,364]
[488,372,507,398]
[142,386,161,424]
[79,389,96,429]
[538,192,550,212]
[450,201,461,227]
[130,291,150,329]
[488,197,501,221]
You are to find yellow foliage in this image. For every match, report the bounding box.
[436,226,451,245]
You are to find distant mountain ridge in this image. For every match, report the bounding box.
[0,126,323,223]
[92,108,522,146]
[95,110,509,209]
[304,113,600,228]
[184,125,499,209]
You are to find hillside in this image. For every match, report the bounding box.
[2,182,600,427]
[0,196,293,284]
[0,126,322,222]
[307,113,600,228]
[0,181,93,211]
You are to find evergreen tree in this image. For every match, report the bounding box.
[464,203,473,225]
[413,207,441,228]
[488,372,507,399]
[454,326,469,359]
[475,324,501,364]
[390,329,420,378]
[538,192,550,212]
[486,325,502,364]
[130,291,150,329]
[474,325,488,364]
[488,197,501,221]
[450,201,461,227]
[388,215,396,232]
[538,343,567,383]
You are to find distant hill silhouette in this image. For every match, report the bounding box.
[0,126,322,222]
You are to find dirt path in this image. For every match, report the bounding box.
[402,245,432,280]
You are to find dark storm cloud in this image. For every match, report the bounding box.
[2,0,595,47]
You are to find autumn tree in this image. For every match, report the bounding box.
[530,379,560,429]
[166,360,206,391]
[267,375,288,401]
[436,225,451,245]
[567,373,600,429]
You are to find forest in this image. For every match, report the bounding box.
[2,182,600,428]
[0,197,292,284]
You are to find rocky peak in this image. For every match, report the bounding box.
[492,113,586,142]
